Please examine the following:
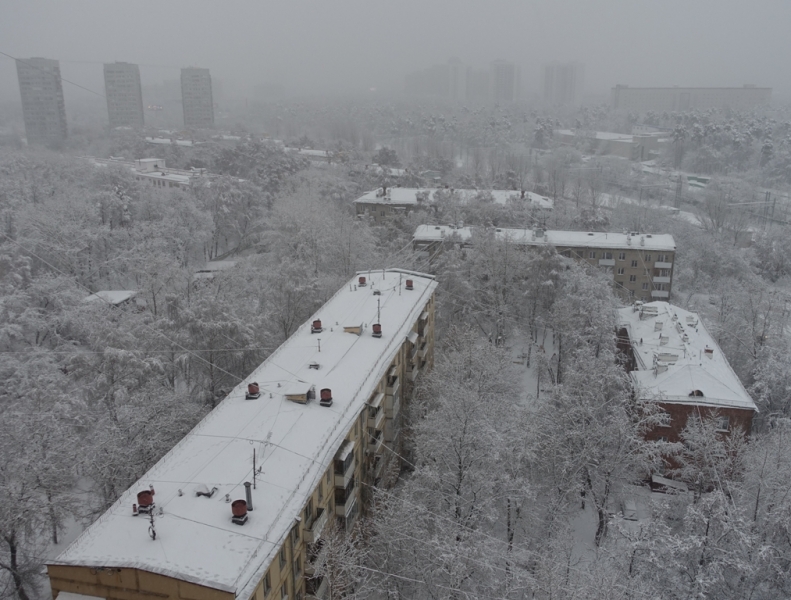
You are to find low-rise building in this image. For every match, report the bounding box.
[413,226,675,302]
[86,157,221,189]
[617,301,756,447]
[556,129,667,161]
[47,269,437,600]
[355,187,553,225]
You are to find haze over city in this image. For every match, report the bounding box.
[2,0,790,103]
[2,3,791,600]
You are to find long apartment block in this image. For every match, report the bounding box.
[413,225,675,302]
[355,187,553,225]
[48,269,437,600]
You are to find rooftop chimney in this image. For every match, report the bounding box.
[405,279,414,290]
[311,319,323,333]
[372,323,382,338]
[358,276,367,287]
[246,382,261,400]
[244,481,253,511]
[231,499,248,525]
[320,388,333,407]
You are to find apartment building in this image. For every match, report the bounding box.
[16,57,68,147]
[355,187,553,225]
[104,62,145,129]
[413,226,675,302]
[48,270,437,600]
[85,157,221,189]
[617,301,756,479]
[611,84,771,112]
[543,62,584,106]
[181,67,214,129]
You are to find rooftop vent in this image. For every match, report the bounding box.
[195,484,218,498]
[358,276,367,287]
[246,382,261,400]
[372,323,382,338]
[320,388,333,407]
[689,389,705,397]
[309,362,320,370]
[535,228,545,238]
[654,321,664,331]
[311,319,323,333]
[704,347,714,359]
[627,237,632,245]
[405,279,414,290]
[373,289,381,296]
[588,232,594,236]
[343,324,363,336]
[231,499,248,525]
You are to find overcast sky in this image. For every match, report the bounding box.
[2,0,790,103]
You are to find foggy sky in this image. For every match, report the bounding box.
[2,0,790,104]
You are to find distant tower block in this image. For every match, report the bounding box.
[16,57,68,147]
[181,67,214,129]
[104,62,145,129]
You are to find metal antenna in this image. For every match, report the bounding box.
[253,448,257,489]
[148,511,157,540]
[318,338,321,352]
[377,298,381,322]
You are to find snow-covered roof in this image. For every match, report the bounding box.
[145,137,197,147]
[355,188,553,210]
[83,290,137,305]
[557,129,634,142]
[51,270,437,598]
[618,302,756,411]
[413,226,675,251]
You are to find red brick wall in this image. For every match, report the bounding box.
[645,402,754,444]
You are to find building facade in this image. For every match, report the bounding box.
[611,85,772,112]
[490,60,519,103]
[104,62,145,129]
[617,301,756,458]
[543,62,584,105]
[413,226,675,302]
[181,67,214,129]
[48,270,437,600]
[16,57,68,147]
[355,187,553,225]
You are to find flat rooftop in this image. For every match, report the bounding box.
[414,225,676,251]
[618,302,756,411]
[51,270,437,598]
[355,188,553,210]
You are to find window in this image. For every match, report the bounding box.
[642,282,648,290]
[293,558,302,578]
[290,524,300,546]
[617,268,625,275]
[659,412,671,427]
[263,573,271,597]
[657,435,669,443]
[631,260,638,267]
[326,468,331,485]
[717,416,730,432]
[644,254,651,262]
[602,252,613,260]
[318,481,324,503]
[304,498,313,525]
[281,583,288,600]
[279,547,287,569]
[618,252,626,260]
[589,251,596,259]
[629,275,637,282]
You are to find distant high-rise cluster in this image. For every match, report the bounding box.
[16,57,68,147]
[14,56,216,145]
[543,62,584,106]
[104,62,145,129]
[181,67,214,129]
[405,58,520,104]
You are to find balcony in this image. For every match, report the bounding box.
[304,508,329,544]
[653,276,671,284]
[655,261,673,269]
[306,577,328,600]
[335,492,357,517]
[598,258,615,267]
[385,394,400,419]
[386,376,400,398]
[334,456,355,488]
[408,365,419,382]
[368,407,385,431]
[651,290,670,298]
[418,343,429,359]
[369,430,384,454]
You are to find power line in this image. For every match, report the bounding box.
[0,50,106,98]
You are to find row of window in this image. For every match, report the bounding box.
[588,251,671,263]
[658,412,730,431]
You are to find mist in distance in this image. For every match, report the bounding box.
[1,0,790,105]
